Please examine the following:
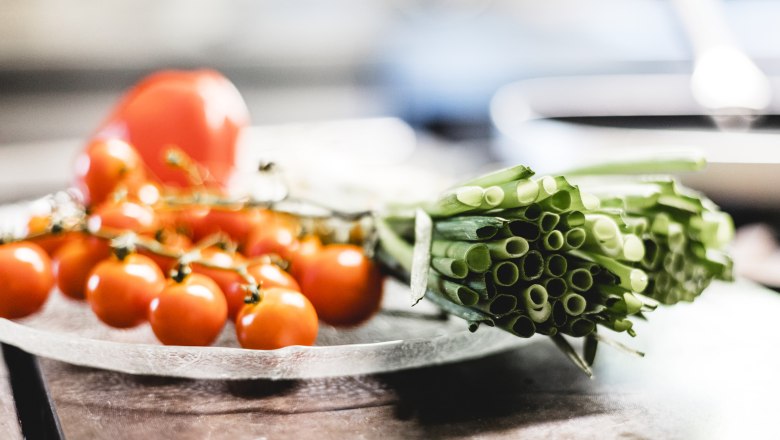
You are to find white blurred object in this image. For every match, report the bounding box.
[731,223,780,287]
[673,0,771,125]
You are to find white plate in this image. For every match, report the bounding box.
[0,279,532,380]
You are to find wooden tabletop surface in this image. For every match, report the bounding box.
[0,280,771,439]
[0,350,22,440]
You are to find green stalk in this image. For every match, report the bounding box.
[528,302,552,323]
[572,250,648,293]
[522,284,549,309]
[492,261,520,287]
[431,257,468,279]
[502,220,541,241]
[432,241,491,273]
[480,186,505,210]
[518,250,545,281]
[424,186,484,217]
[544,254,568,277]
[561,210,586,228]
[563,317,596,337]
[486,236,529,260]
[434,216,504,241]
[552,300,568,326]
[497,312,536,338]
[429,275,480,306]
[474,294,518,316]
[459,164,534,187]
[564,228,587,250]
[503,204,542,222]
[566,268,594,292]
[561,292,587,316]
[497,179,540,208]
[538,212,560,233]
[543,277,567,298]
[560,151,706,175]
[542,230,565,251]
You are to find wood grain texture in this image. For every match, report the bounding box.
[39,345,690,440]
[36,283,780,440]
[0,349,23,440]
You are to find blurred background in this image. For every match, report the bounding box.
[2,0,780,283]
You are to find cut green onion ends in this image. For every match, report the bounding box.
[376,156,733,374]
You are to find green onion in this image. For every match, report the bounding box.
[434,216,503,241]
[431,257,468,279]
[428,275,480,306]
[502,220,541,241]
[492,261,520,286]
[561,292,587,316]
[565,268,594,292]
[431,241,491,273]
[564,228,587,250]
[542,230,565,251]
[497,312,536,338]
[486,236,529,260]
[497,179,540,208]
[522,284,549,310]
[518,250,545,280]
[544,254,568,277]
[538,212,560,233]
[543,277,567,298]
[459,164,534,187]
[474,294,518,316]
[528,302,552,323]
[424,186,484,217]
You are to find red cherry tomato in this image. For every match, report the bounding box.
[0,242,55,319]
[244,216,300,261]
[288,235,322,282]
[192,208,269,249]
[88,200,159,234]
[236,287,318,350]
[223,262,301,320]
[26,215,75,256]
[73,138,145,207]
[86,254,165,328]
[172,205,211,238]
[191,247,246,297]
[52,236,111,300]
[149,273,228,346]
[299,244,384,327]
[140,230,192,276]
[93,70,249,188]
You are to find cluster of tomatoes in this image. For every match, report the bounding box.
[0,69,384,350]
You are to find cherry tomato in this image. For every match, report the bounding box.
[244,216,300,261]
[191,247,246,297]
[172,205,211,238]
[299,244,384,327]
[236,287,318,350]
[86,254,165,328]
[0,242,55,319]
[192,208,269,249]
[149,273,227,346]
[93,70,250,188]
[125,178,162,206]
[26,215,73,256]
[88,200,158,234]
[223,262,301,320]
[73,138,145,207]
[287,234,322,282]
[140,229,192,276]
[52,236,111,300]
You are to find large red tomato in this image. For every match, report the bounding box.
[93,70,250,188]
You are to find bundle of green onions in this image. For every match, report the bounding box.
[375,156,733,371]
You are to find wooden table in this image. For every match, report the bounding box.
[0,349,22,439]
[3,281,777,439]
